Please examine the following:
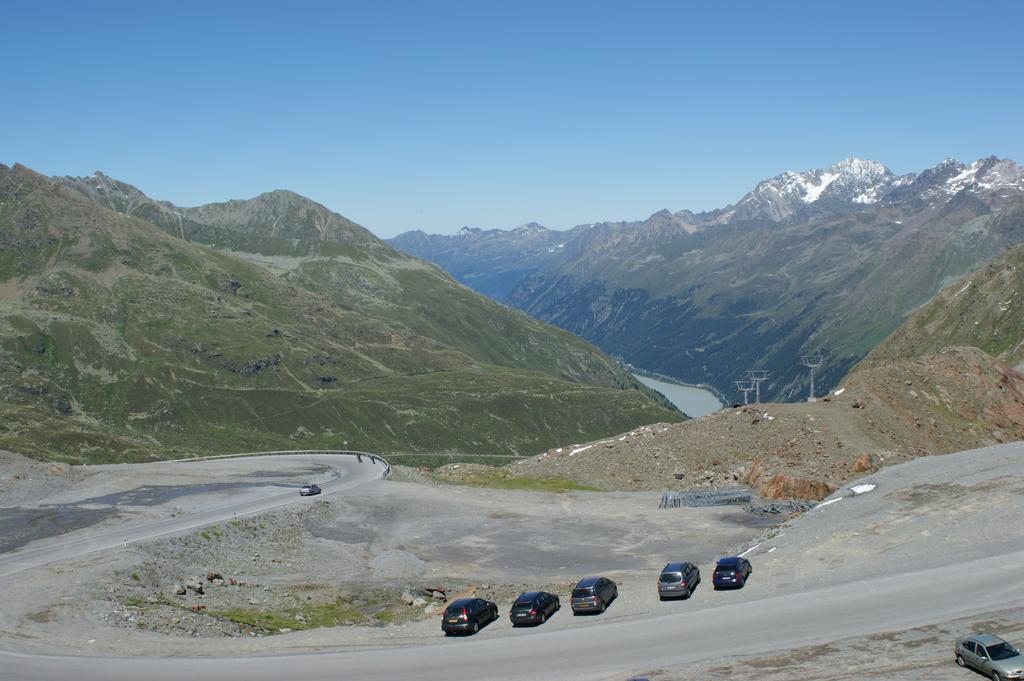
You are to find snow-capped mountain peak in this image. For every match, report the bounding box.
[951,157,1024,192]
[713,157,896,223]
[881,157,1024,204]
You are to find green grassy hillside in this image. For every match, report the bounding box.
[857,238,1024,370]
[54,172,644,391]
[1,164,679,462]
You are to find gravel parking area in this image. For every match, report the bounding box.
[0,452,775,655]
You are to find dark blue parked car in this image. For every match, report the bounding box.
[712,556,752,589]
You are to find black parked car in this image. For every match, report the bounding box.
[570,577,617,614]
[509,591,560,626]
[658,562,701,600]
[712,556,752,589]
[441,598,498,635]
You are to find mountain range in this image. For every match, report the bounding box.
[0,164,679,462]
[390,156,1024,401]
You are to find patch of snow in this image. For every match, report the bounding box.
[945,164,977,192]
[852,190,880,204]
[569,444,594,456]
[800,172,838,203]
[849,483,876,495]
[817,497,843,509]
[833,388,846,396]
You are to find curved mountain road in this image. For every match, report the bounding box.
[0,453,387,581]
[3,451,1024,680]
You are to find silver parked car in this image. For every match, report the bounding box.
[955,633,1024,680]
[657,562,700,600]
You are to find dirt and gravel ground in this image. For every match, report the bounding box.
[0,450,774,655]
[3,440,1024,680]
[465,347,1024,502]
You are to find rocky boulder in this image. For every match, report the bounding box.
[745,458,838,501]
[851,453,876,473]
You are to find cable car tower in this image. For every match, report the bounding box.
[746,370,768,404]
[735,379,756,405]
[800,353,825,402]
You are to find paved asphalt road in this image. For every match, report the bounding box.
[4,548,1024,680]
[3,451,1024,680]
[0,453,386,581]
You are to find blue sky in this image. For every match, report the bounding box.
[3,1,1022,237]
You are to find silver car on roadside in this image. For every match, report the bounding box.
[955,633,1024,680]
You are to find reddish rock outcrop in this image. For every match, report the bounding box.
[745,458,838,501]
[851,453,876,473]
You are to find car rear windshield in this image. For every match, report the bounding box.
[716,567,735,574]
[572,588,594,598]
[511,602,533,610]
[659,573,681,583]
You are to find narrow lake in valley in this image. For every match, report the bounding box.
[634,374,723,417]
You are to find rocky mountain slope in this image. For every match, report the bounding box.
[453,346,1024,501]
[391,157,1024,402]
[858,239,1024,371]
[470,229,1024,501]
[0,164,679,462]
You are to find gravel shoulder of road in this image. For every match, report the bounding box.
[0,450,85,506]
[636,607,1024,680]
[727,441,1024,599]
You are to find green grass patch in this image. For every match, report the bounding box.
[208,600,375,632]
[440,468,600,492]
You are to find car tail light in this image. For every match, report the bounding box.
[459,608,467,620]
[529,609,536,615]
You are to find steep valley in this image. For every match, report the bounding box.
[392,157,1024,403]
